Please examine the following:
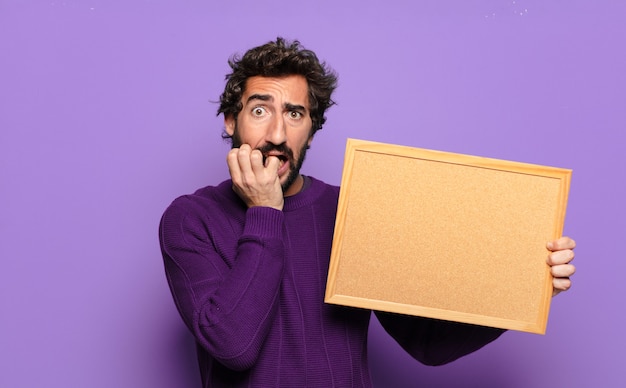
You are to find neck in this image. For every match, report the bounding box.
[284,174,304,197]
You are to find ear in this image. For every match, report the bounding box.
[224,114,236,136]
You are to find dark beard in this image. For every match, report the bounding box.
[231,129,309,194]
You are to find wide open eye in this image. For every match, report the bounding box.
[288,111,303,120]
[252,106,267,117]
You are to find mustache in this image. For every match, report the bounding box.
[257,143,294,163]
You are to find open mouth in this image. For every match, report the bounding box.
[263,153,288,167]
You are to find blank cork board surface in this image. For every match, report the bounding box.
[325,139,571,334]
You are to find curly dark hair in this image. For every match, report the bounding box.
[218,37,338,140]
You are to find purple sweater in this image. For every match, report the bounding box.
[159,177,503,387]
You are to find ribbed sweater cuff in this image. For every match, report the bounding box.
[243,206,284,239]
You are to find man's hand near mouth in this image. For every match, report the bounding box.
[227,143,284,211]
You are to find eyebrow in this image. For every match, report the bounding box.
[246,94,307,112]
[246,94,273,104]
[285,103,307,112]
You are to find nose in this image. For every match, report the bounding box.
[266,114,287,145]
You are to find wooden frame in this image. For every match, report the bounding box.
[325,139,571,334]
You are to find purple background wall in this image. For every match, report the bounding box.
[1,1,624,387]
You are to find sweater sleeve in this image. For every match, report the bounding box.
[374,311,505,366]
[159,200,285,371]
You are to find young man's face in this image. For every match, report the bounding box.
[225,75,314,196]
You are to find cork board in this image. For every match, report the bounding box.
[325,139,571,334]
